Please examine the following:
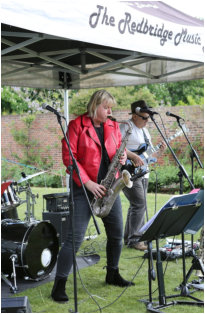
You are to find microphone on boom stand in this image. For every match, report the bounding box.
[135,107,159,115]
[166,111,185,121]
[42,103,66,119]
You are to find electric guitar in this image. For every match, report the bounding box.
[124,126,188,175]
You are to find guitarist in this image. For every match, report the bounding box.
[120,100,166,251]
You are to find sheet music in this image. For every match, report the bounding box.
[139,190,203,234]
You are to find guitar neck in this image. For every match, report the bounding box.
[154,131,183,152]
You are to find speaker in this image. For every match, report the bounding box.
[1,296,32,313]
[43,193,69,212]
[43,211,69,246]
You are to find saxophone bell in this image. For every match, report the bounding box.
[122,169,133,188]
[93,169,133,218]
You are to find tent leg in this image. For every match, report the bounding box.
[64,89,69,129]
[64,89,70,191]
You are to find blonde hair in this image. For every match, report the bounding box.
[87,90,116,118]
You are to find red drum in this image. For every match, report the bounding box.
[1,181,21,219]
[1,219,59,280]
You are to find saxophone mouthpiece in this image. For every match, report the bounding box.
[108,116,116,121]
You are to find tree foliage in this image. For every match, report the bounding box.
[165,79,204,106]
[69,86,159,115]
[1,86,28,114]
[1,79,204,115]
[147,79,204,106]
[1,87,64,115]
[10,114,54,169]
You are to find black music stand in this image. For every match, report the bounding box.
[139,191,204,312]
[178,189,204,293]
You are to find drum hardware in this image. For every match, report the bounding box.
[1,253,18,294]
[10,254,18,292]
[1,181,23,220]
[2,189,11,206]
[1,272,18,294]
[17,184,39,222]
[17,171,45,222]
[7,185,19,204]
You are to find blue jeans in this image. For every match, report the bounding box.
[123,177,148,247]
[55,185,123,279]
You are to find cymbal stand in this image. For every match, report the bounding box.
[17,183,38,222]
[30,188,38,219]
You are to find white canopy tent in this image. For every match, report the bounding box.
[1,0,204,190]
[1,0,204,90]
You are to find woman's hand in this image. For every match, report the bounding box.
[84,180,106,198]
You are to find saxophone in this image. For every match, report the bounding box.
[92,119,133,218]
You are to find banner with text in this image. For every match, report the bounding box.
[1,0,204,62]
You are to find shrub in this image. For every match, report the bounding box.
[148,163,204,193]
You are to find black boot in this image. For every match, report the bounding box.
[105,267,135,287]
[51,277,69,302]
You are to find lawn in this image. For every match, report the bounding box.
[4,187,204,313]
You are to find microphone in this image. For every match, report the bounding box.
[166,111,184,121]
[42,103,63,117]
[135,107,159,115]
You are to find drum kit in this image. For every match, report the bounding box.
[1,171,59,293]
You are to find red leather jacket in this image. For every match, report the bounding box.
[62,113,122,187]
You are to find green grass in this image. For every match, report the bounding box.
[6,188,204,313]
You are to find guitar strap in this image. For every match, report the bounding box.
[142,128,150,147]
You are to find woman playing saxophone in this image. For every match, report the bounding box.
[51,89,135,303]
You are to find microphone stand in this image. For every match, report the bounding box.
[176,118,203,258]
[55,112,101,313]
[150,114,195,193]
[176,118,203,185]
[150,113,196,299]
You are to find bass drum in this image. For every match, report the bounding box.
[1,219,59,280]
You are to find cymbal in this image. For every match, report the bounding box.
[18,171,47,183]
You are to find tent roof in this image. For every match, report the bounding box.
[1,0,204,89]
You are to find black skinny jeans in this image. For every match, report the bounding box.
[55,186,123,279]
